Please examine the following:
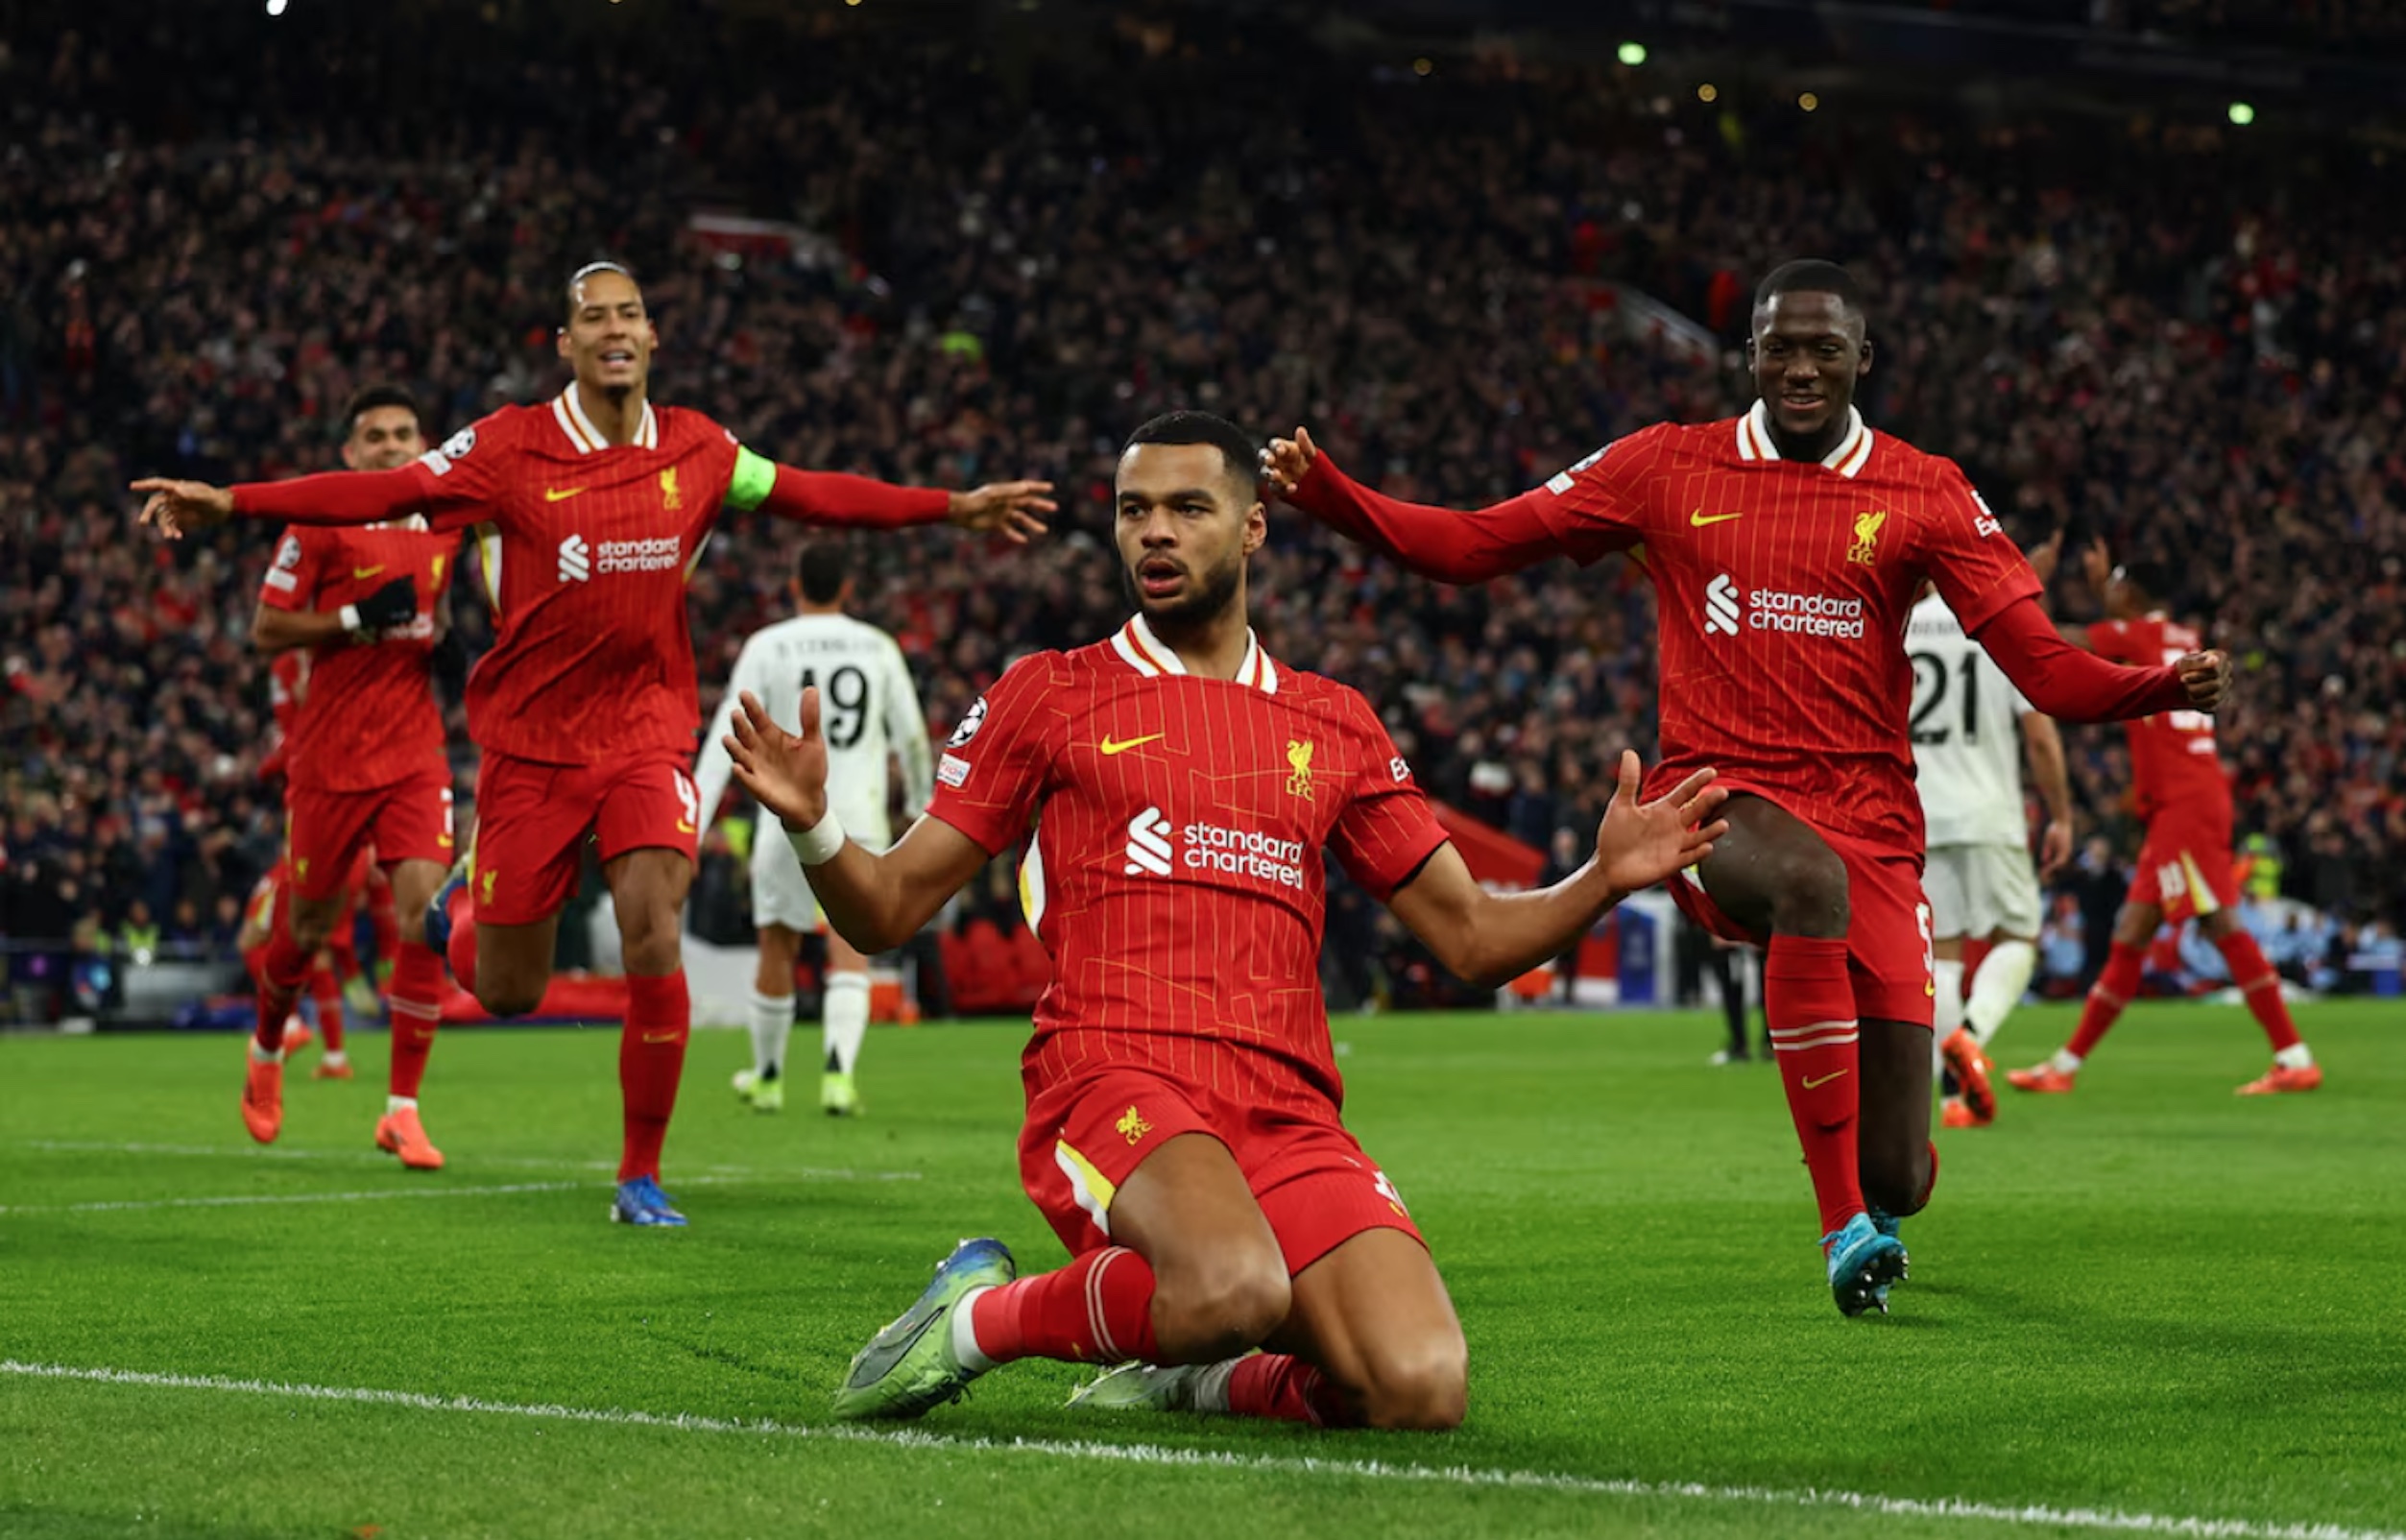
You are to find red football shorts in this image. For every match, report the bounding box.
[2129,808,2237,925]
[469,751,700,926]
[285,762,455,902]
[1672,821,1937,1027]
[1020,1047,1424,1277]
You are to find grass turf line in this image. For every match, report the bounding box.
[2,1002,2400,1537]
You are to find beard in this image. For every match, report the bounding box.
[1121,551,1244,635]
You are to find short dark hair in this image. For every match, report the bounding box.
[342,385,420,439]
[1754,258,1865,317]
[1122,411,1261,497]
[565,259,638,319]
[2117,559,2174,606]
[796,542,849,605]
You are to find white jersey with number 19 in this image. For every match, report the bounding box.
[1908,591,2031,849]
[695,613,933,849]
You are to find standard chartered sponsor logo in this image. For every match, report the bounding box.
[1123,808,1174,877]
[1183,819,1306,889]
[1704,572,1866,639]
[1121,806,1307,890]
[558,532,681,583]
[1704,573,1742,636]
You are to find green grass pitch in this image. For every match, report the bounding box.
[3,1001,2402,1539]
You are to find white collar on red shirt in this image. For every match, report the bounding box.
[1110,614,1280,695]
[551,388,660,453]
[1735,400,1874,479]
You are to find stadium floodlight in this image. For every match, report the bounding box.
[2228,102,2256,126]
[1413,57,1434,77]
[265,0,287,13]
[1798,91,1820,111]
[1618,41,1648,66]
[1697,84,1718,103]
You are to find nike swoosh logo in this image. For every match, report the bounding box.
[1690,510,1744,527]
[351,565,385,580]
[543,487,587,503]
[1802,1069,1849,1090]
[676,820,697,835]
[1098,734,1165,757]
[642,1030,683,1044]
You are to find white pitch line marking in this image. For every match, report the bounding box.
[0,1181,584,1215]
[0,1175,783,1215]
[15,1140,921,1183]
[2,1360,2394,1540]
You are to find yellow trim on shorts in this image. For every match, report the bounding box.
[2178,852,2221,916]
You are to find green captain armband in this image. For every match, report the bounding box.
[726,445,778,513]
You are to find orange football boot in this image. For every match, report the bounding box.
[312,1057,354,1081]
[1941,1028,1997,1123]
[281,1019,315,1055]
[241,1054,284,1143]
[2006,1062,2077,1094]
[2236,1063,2322,1095]
[1939,1096,1979,1129]
[375,1106,445,1170]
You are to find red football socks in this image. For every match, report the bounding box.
[252,922,310,1054]
[443,885,478,996]
[2066,942,2144,1059]
[2217,931,2302,1052]
[618,970,689,1182]
[967,1246,1161,1366]
[387,940,444,1099]
[1227,1354,1354,1426]
[1764,935,1865,1238]
[309,960,347,1053]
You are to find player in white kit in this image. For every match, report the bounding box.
[696,543,932,1115]
[1907,589,2075,1128]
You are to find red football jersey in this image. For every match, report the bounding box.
[401,392,741,765]
[1533,402,2040,848]
[2087,614,2230,822]
[256,520,453,792]
[926,616,1450,1111]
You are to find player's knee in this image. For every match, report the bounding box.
[1354,1335,1469,1432]
[1153,1259,1290,1360]
[285,907,335,952]
[395,905,429,950]
[1766,841,1850,937]
[616,908,684,976]
[473,980,543,1019]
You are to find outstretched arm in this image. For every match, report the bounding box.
[722,689,988,952]
[1973,595,2227,722]
[136,466,434,538]
[1263,425,1571,585]
[1384,754,1726,988]
[724,445,1054,541]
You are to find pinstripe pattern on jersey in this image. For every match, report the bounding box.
[421,394,739,765]
[257,520,454,792]
[2088,614,2230,822]
[1542,409,2040,850]
[928,620,1447,1115]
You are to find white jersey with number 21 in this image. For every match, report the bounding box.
[1907,591,2030,850]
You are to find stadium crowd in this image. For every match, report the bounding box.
[4,4,2401,1016]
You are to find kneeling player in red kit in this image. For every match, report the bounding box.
[721,412,1727,1428]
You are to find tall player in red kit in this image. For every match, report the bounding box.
[242,386,458,1166]
[1264,261,2233,1314]
[2007,541,2319,1095]
[720,413,1726,1427]
[134,263,1055,1225]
